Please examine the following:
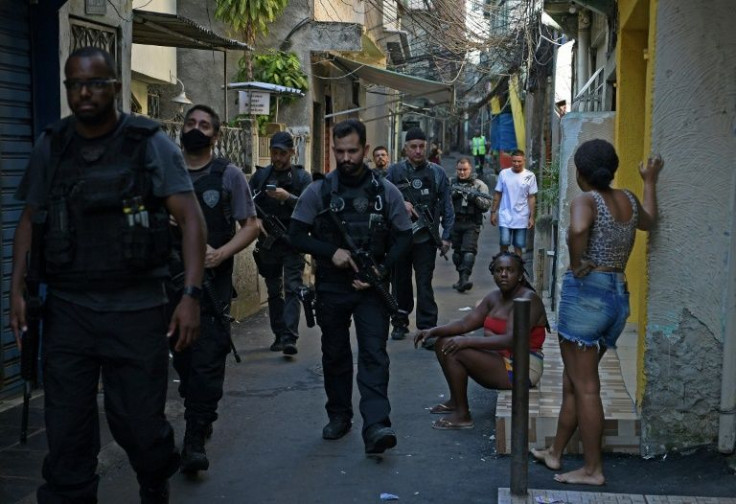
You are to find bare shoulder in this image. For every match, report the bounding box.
[572,192,596,206]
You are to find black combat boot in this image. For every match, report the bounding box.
[390,310,409,340]
[452,273,464,292]
[458,271,473,292]
[282,336,298,355]
[459,252,475,292]
[269,336,283,352]
[180,420,209,474]
[140,481,169,504]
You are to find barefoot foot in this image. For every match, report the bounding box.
[554,467,605,486]
[530,447,561,471]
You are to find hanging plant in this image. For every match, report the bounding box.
[235,50,309,133]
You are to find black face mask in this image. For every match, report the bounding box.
[180,128,212,152]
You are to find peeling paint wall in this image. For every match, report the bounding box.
[641,0,736,454]
[554,112,615,310]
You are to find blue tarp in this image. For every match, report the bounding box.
[490,113,517,151]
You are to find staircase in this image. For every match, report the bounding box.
[494,332,641,455]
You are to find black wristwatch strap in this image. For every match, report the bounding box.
[182,285,202,300]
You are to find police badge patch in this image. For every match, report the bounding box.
[203,190,220,208]
[353,196,369,213]
[411,178,423,190]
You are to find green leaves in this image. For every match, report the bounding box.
[243,50,309,95]
[234,50,309,128]
[214,0,289,39]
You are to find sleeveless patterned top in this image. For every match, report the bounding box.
[582,190,638,270]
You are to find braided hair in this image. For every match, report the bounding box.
[488,251,550,331]
[488,251,534,290]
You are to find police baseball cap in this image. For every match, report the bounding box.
[270,131,294,151]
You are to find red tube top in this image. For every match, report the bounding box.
[484,317,546,358]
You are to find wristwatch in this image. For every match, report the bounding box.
[182,285,203,300]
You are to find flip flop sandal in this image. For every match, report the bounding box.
[429,404,456,414]
[432,418,475,430]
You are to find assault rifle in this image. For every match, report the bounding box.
[253,191,288,250]
[451,184,493,202]
[20,211,46,444]
[169,252,241,363]
[402,178,448,260]
[327,211,400,316]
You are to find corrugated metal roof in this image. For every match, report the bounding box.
[331,55,453,105]
[132,10,251,51]
[226,81,305,96]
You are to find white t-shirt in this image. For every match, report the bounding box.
[494,168,538,229]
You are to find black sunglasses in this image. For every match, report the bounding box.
[63,79,118,92]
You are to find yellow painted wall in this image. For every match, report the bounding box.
[616,0,657,404]
[509,74,526,152]
[131,0,176,85]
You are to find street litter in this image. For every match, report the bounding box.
[459,306,472,311]
[535,497,566,504]
[380,493,400,501]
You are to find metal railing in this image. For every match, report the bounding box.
[159,120,250,170]
[572,67,605,112]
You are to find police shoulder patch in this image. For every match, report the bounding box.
[202,190,220,208]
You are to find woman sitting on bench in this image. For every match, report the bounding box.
[414,252,548,430]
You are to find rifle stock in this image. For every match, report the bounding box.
[327,211,399,316]
[451,184,493,201]
[402,178,448,260]
[20,211,46,444]
[253,194,288,250]
[169,251,241,363]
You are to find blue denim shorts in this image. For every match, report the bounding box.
[557,271,630,349]
[499,227,527,249]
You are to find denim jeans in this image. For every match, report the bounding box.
[499,226,527,250]
[557,270,630,349]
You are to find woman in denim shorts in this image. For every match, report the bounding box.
[532,140,664,485]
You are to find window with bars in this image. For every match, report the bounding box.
[69,17,118,68]
[147,90,160,119]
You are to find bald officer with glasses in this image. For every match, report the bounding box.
[10,47,206,504]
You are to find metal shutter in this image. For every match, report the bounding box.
[0,0,33,396]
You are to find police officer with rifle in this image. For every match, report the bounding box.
[10,47,206,504]
[449,157,492,293]
[386,127,454,340]
[249,131,312,356]
[290,119,411,454]
[171,104,259,475]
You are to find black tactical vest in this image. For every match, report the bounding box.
[42,115,171,289]
[393,160,442,239]
[254,165,304,222]
[394,160,439,209]
[193,157,236,274]
[313,169,390,286]
[452,177,485,224]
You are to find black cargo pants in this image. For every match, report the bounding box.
[316,288,392,436]
[169,268,233,425]
[37,295,179,503]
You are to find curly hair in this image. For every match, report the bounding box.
[574,139,619,190]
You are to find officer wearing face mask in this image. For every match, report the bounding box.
[171,105,259,474]
[248,131,312,356]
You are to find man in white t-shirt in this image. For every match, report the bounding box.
[489,149,537,256]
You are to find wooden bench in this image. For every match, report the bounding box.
[494,335,641,455]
